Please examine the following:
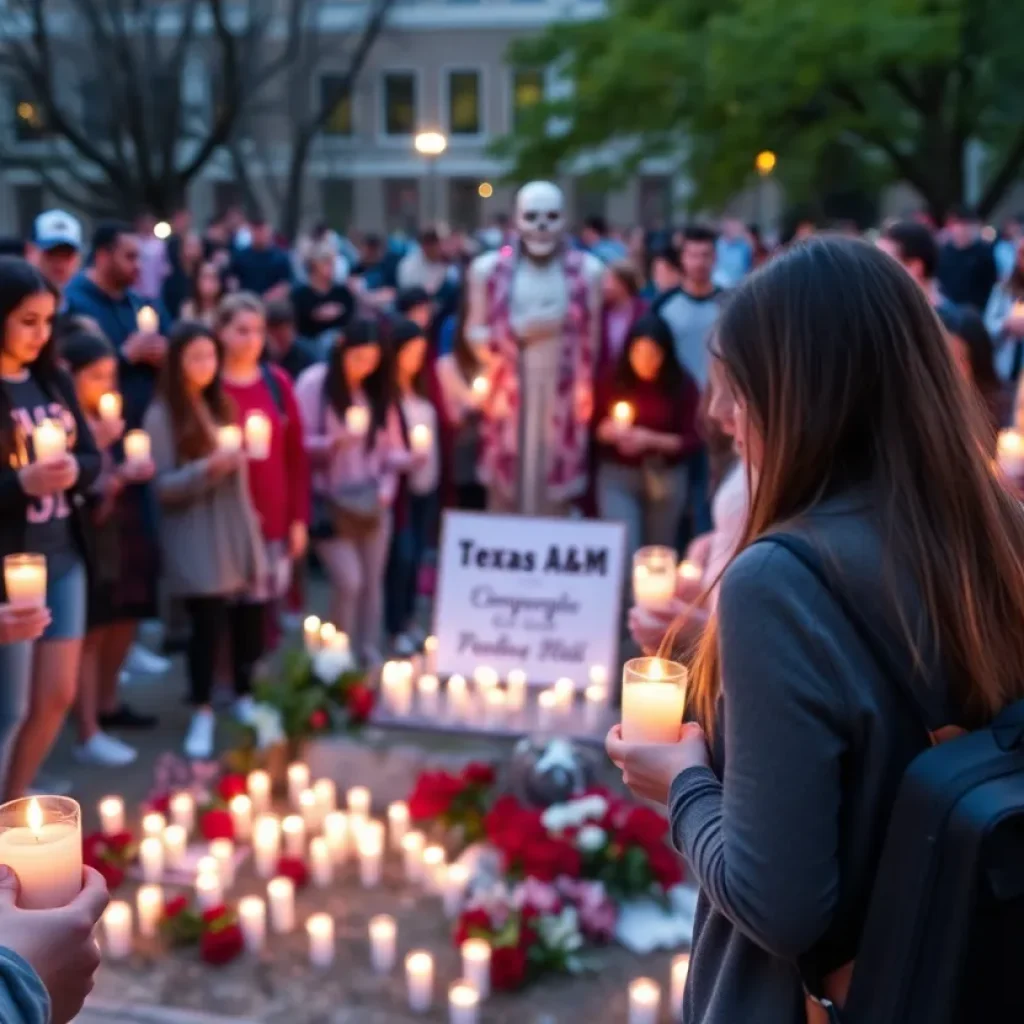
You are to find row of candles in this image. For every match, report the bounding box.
[633,546,703,610]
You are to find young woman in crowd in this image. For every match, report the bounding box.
[144,321,266,759]
[178,259,225,328]
[598,260,646,376]
[290,241,355,343]
[385,318,438,653]
[594,313,701,558]
[607,237,1024,1024]
[295,318,410,664]
[63,326,157,767]
[984,234,1024,380]
[0,258,101,798]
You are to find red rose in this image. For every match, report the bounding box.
[453,908,492,947]
[92,859,124,890]
[217,775,247,802]
[106,830,134,854]
[484,796,545,866]
[275,856,309,889]
[147,794,171,816]
[200,809,234,842]
[200,923,244,966]
[522,838,581,882]
[618,806,669,852]
[309,709,329,730]
[164,895,190,919]
[462,762,496,787]
[408,771,464,822]
[490,945,528,991]
[647,844,684,890]
[202,905,229,925]
[346,684,375,723]
[82,833,108,865]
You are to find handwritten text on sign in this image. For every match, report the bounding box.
[433,512,627,686]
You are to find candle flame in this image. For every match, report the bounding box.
[26,798,42,833]
[649,659,664,681]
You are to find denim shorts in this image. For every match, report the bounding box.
[42,559,87,641]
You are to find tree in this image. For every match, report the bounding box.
[498,0,1024,220]
[0,0,303,217]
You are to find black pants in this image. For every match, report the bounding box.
[183,596,266,706]
[455,483,487,511]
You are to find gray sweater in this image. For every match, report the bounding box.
[669,493,955,1023]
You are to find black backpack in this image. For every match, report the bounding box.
[764,533,1024,1024]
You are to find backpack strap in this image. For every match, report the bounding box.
[260,362,285,416]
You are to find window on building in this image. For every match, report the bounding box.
[11,92,46,143]
[382,72,416,136]
[321,179,354,230]
[447,70,481,136]
[510,68,543,131]
[320,75,353,136]
[448,178,480,231]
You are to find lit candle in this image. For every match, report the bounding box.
[998,429,1024,477]
[358,822,384,888]
[678,560,702,583]
[506,669,527,712]
[461,938,491,999]
[387,801,409,851]
[584,683,607,731]
[347,785,370,823]
[323,810,350,864]
[670,954,690,1019]
[417,674,440,716]
[162,824,187,870]
[237,897,266,950]
[136,884,163,939]
[98,796,124,837]
[3,554,46,607]
[169,792,194,834]
[313,778,337,816]
[369,914,397,973]
[282,815,306,858]
[244,411,272,460]
[209,838,235,889]
[612,400,635,430]
[141,812,166,838]
[98,392,122,422]
[304,615,322,652]
[422,844,446,893]
[471,375,489,399]
[229,795,252,842]
[483,686,506,727]
[536,688,558,730]
[298,789,320,832]
[402,831,425,883]
[446,674,468,720]
[31,418,66,463]
[122,429,151,466]
[253,815,281,878]
[633,546,678,609]
[449,981,480,1024]
[443,863,469,918]
[628,978,662,1024]
[473,665,498,691]
[267,876,295,934]
[554,676,575,707]
[310,836,333,887]
[410,423,433,453]
[621,657,687,744]
[406,951,434,1013]
[327,628,350,652]
[345,405,370,437]
[424,634,438,673]
[195,859,223,910]
[247,770,271,814]
[216,424,243,453]
[102,901,133,960]
[589,664,608,689]
[319,622,338,647]
[139,836,164,884]
[307,912,335,969]
[288,763,310,809]
[136,305,159,334]
[238,895,266,953]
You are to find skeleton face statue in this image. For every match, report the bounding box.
[515,181,565,260]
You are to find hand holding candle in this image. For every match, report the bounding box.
[345,405,370,437]
[244,412,272,460]
[136,305,159,334]
[4,555,46,608]
[0,797,82,909]
[217,424,243,454]
[122,429,151,468]
[612,400,635,431]
[31,419,67,464]
[410,423,432,454]
[633,546,678,609]
[98,392,122,423]
[620,657,687,744]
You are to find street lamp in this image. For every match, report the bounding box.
[754,150,777,232]
[414,130,448,224]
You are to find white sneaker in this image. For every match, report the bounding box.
[233,695,256,724]
[183,709,216,760]
[74,732,138,767]
[125,643,171,675]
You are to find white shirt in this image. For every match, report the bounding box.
[401,393,440,496]
[705,462,749,609]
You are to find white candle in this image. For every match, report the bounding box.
[536,688,558,730]
[473,665,499,691]
[162,824,187,870]
[417,674,440,716]
[122,429,151,465]
[584,683,607,731]
[98,796,124,837]
[310,836,333,887]
[506,669,527,712]
[136,305,159,334]
[141,812,166,838]
[313,778,337,816]
[629,978,662,1024]
[589,664,608,689]
[621,657,687,744]
[323,810,350,864]
[298,789,320,832]
[443,863,469,918]
[633,546,678,609]
[307,912,335,969]
[3,554,46,607]
[387,801,409,850]
[282,814,306,858]
[216,424,243,453]
[612,400,635,429]
[247,770,271,814]
[449,981,480,1024]
[422,844,446,893]
[169,792,194,834]
[253,815,281,878]
[136,884,163,939]
[32,418,66,463]
[139,836,164,884]
[319,621,338,647]
[288,763,310,809]
[424,634,438,673]
[402,831,425,883]
[471,375,489,399]
[327,628,350,652]
[98,392,122,422]
[369,914,397,973]
[304,615,322,652]
[358,822,383,888]
[461,938,491,998]
[410,423,432,453]
[230,795,253,842]
[678,560,702,583]
[244,411,272,460]
[482,687,505,728]
[268,876,295,934]
[347,785,370,822]
[554,676,575,707]
[670,954,690,1019]
[998,429,1024,477]
[406,951,434,1013]
[238,895,266,953]
[345,405,370,436]
[195,860,223,910]
[446,674,468,720]
[209,838,235,889]
[102,901,133,960]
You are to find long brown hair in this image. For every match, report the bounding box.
[681,236,1024,733]
[159,320,235,461]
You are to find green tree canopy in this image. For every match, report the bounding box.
[498,0,1024,220]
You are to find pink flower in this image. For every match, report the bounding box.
[515,877,562,915]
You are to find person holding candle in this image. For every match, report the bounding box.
[178,257,225,329]
[0,259,102,799]
[607,237,1024,1024]
[144,321,266,759]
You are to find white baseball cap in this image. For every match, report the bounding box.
[34,209,83,251]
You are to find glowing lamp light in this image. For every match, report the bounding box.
[414,131,448,157]
[153,221,172,240]
[478,182,494,199]
[755,150,777,176]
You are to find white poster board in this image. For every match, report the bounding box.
[432,511,628,687]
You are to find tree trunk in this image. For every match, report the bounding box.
[281,134,315,242]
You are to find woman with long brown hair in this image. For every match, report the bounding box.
[607,236,1024,1023]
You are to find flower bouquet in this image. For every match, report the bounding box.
[407,762,497,844]
[82,829,136,890]
[146,755,244,842]
[162,897,245,966]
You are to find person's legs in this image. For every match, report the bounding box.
[597,462,645,560]
[356,514,393,662]
[384,525,415,641]
[0,643,33,797]
[97,619,143,718]
[75,631,101,743]
[457,483,487,511]
[229,601,267,698]
[678,445,712,549]
[315,539,362,639]
[644,463,691,550]
[74,622,138,766]
[183,596,227,708]
[404,492,435,626]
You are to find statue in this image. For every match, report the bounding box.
[465,182,604,516]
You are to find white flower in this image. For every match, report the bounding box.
[312,647,353,683]
[541,794,609,833]
[541,803,571,832]
[249,703,285,750]
[539,907,584,953]
[576,795,608,822]
[576,825,607,853]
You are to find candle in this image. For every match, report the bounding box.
[323,810,350,864]
[139,836,164,884]
[369,914,397,973]
[621,657,687,744]
[998,429,1024,477]
[347,785,370,822]
[319,622,338,647]
[446,674,468,719]
[304,615,322,652]
[424,634,438,672]
[210,838,235,889]
[136,305,159,334]
[102,901,133,960]
[32,418,66,463]
[238,896,266,953]
[307,912,335,969]
[670,954,690,1019]
[216,424,243,453]
[169,792,194,834]
[536,688,558,730]
[244,411,272,460]
[471,375,489,398]
[410,423,433,453]
[585,683,607,730]
[473,665,499,691]
[589,664,608,689]
[326,628,350,652]
[449,981,480,1024]
[247,770,271,814]
[298,789,320,832]
[417,674,440,716]
[554,676,575,707]
[406,951,434,1013]
[345,405,370,436]
[313,778,337,816]
[162,824,187,870]
[633,546,678,609]
[136,884,163,939]
[461,938,491,998]
[141,812,166,838]
[288,763,310,809]
[3,554,46,607]
[98,796,124,837]
[443,863,469,918]
[612,400,635,429]
[422,844,446,893]
[483,687,506,727]
[253,815,281,878]
[387,801,409,850]
[358,822,383,888]
[402,831,425,882]
[98,392,122,422]
[282,815,306,858]
[310,836,333,887]
[678,560,702,583]
[506,669,527,712]
[122,429,151,466]
[195,860,223,910]
[268,876,295,934]
[229,795,252,842]
[629,978,662,1024]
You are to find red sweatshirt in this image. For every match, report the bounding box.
[223,366,310,543]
